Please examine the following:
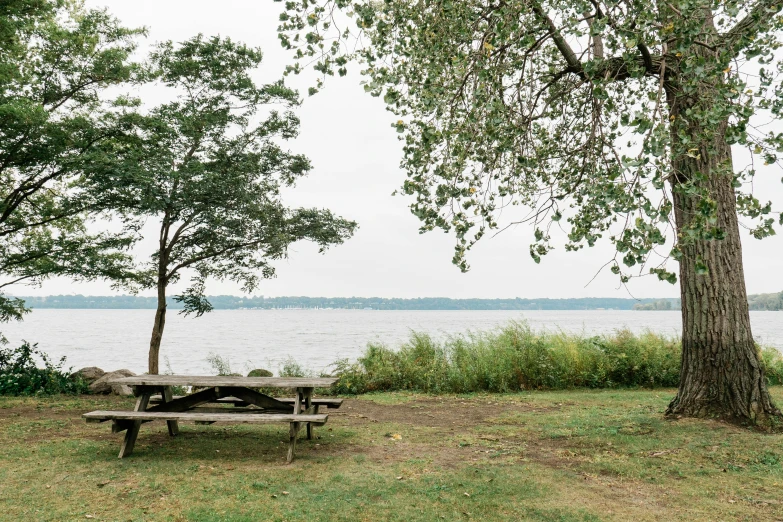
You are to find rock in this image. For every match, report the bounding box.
[89,369,136,395]
[111,383,135,397]
[72,367,105,384]
[248,369,273,378]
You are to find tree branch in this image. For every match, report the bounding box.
[722,0,783,49]
[531,3,581,71]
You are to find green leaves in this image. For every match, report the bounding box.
[89,35,356,326]
[276,0,783,288]
[0,0,142,319]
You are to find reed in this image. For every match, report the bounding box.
[329,321,783,394]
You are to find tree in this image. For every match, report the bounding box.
[278,1,783,424]
[93,36,357,374]
[0,0,142,323]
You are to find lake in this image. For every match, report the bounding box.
[3,309,782,375]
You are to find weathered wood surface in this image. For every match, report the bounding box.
[221,387,293,412]
[118,393,150,458]
[149,395,344,409]
[110,375,337,388]
[161,387,179,436]
[83,410,327,424]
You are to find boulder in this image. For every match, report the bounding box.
[72,367,105,384]
[89,369,136,395]
[247,369,273,378]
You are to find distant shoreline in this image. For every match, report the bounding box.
[8,293,780,311]
[13,294,681,311]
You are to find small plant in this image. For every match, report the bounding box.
[0,342,88,396]
[279,357,311,378]
[162,357,188,395]
[206,353,238,376]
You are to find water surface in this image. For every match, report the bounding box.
[3,309,781,374]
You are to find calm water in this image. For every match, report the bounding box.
[2,309,782,375]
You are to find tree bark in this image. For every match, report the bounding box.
[148,282,166,375]
[665,91,780,425]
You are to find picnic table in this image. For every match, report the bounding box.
[83,375,341,463]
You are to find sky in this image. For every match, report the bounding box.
[23,0,783,300]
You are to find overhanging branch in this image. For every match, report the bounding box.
[723,0,783,49]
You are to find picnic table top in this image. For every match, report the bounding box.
[109,375,338,388]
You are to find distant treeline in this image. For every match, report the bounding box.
[13,293,782,311]
[748,292,783,311]
[18,295,674,310]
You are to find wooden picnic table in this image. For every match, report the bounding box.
[83,375,339,463]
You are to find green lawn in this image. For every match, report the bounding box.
[1,389,782,521]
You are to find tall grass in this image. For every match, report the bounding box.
[330,321,783,394]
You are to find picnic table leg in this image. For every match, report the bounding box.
[286,388,303,463]
[119,392,151,458]
[304,388,314,440]
[161,386,180,436]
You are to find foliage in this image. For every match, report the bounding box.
[278,356,311,378]
[632,299,676,311]
[13,294,694,310]
[0,341,87,395]
[92,35,357,316]
[277,0,783,279]
[762,348,783,386]
[749,291,783,311]
[330,322,783,394]
[205,352,237,376]
[0,0,143,321]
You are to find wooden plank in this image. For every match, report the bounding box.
[83,410,327,424]
[287,421,301,464]
[304,388,314,440]
[162,387,180,436]
[279,397,343,409]
[145,387,220,414]
[110,388,221,433]
[148,395,343,408]
[220,387,293,412]
[118,393,150,458]
[287,388,304,463]
[108,375,337,388]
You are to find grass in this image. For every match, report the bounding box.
[2,388,783,521]
[330,322,783,394]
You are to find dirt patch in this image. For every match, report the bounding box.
[334,397,513,428]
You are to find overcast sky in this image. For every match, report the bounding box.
[24,1,783,299]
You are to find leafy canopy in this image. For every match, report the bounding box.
[92,35,357,315]
[277,0,783,282]
[0,0,143,321]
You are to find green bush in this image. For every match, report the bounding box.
[0,342,88,396]
[330,322,688,394]
[761,347,783,385]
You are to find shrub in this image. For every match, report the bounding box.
[0,342,88,396]
[761,347,783,385]
[279,357,311,378]
[330,322,687,394]
[205,352,240,376]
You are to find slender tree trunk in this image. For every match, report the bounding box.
[149,215,170,375]
[148,282,166,375]
[665,89,780,425]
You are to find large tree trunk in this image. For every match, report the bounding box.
[665,93,780,425]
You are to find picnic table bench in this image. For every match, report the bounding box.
[83,375,340,463]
